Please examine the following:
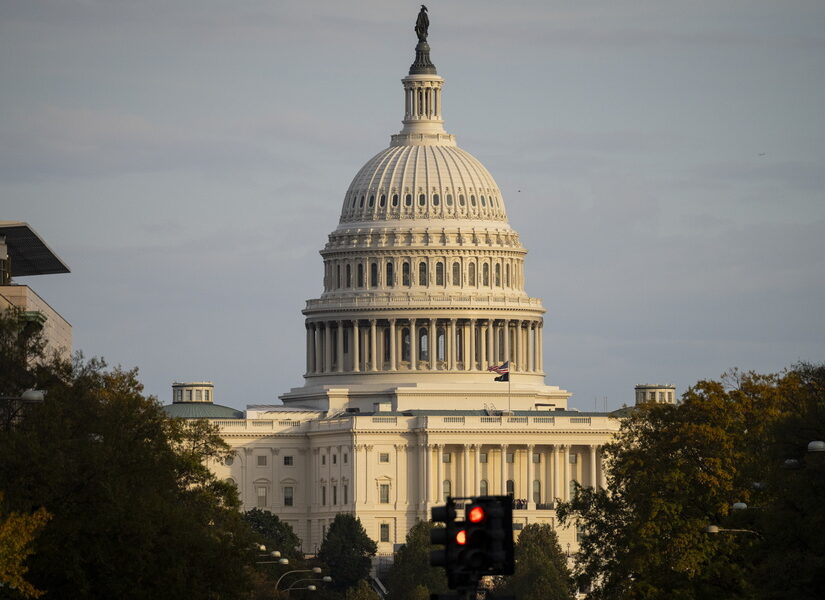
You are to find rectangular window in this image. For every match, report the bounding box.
[379,484,390,504]
[344,453,348,464]
[343,484,348,505]
[196,389,202,401]
[506,453,514,463]
[256,486,267,508]
[284,487,294,507]
[257,455,267,467]
[480,452,488,463]
[186,389,193,402]
[283,455,294,466]
[333,485,337,505]
[333,454,337,465]
[442,452,452,463]
[380,523,390,542]
[321,486,326,506]
[379,453,390,463]
[322,455,326,465]
[204,389,210,402]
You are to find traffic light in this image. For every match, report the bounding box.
[430,498,460,570]
[458,496,514,576]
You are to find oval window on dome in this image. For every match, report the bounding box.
[369,195,375,207]
[480,195,486,207]
[392,194,399,206]
[379,194,386,207]
[446,194,453,206]
[433,194,440,206]
[459,195,466,206]
[419,194,426,207]
[470,195,477,206]
[360,195,365,208]
[350,195,356,208]
[405,194,412,206]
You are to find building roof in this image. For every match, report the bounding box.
[0,222,70,277]
[162,402,243,419]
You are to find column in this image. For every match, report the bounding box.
[409,318,417,370]
[503,320,510,365]
[551,445,558,503]
[389,319,397,370]
[487,320,495,366]
[353,321,360,372]
[336,321,344,373]
[419,442,428,508]
[364,445,372,504]
[462,320,470,370]
[436,444,443,502]
[469,319,477,370]
[526,444,534,508]
[474,444,481,495]
[599,446,607,489]
[429,318,436,370]
[562,445,569,501]
[590,445,597,488]
[461,444,469,496]
[369,319,377,371]
[314,324,322,375]
[306,324,314,374]
[500,444,508,496]
[352,445,360,505]
[537,323,543,372]
[449,319,457,371]
[529,322,535,372]
[324,323,332,373]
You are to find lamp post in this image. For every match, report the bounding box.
[275,567,322,591]
[1,389,44,429]
[287,576,332,591]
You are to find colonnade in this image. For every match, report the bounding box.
[305,317,543,375]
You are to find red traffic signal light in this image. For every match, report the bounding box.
[456,529,467,545]
[467,506,485,523]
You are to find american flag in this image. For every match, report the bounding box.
[487,361,510,375]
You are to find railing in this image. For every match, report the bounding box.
[480,416,502,423]
[371,417,397,424]
[570,417,592,424]
[305,294,543,311]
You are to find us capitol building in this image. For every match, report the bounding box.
[165,12,622,556]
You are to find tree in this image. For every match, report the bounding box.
[318,514,377,592]
[0,496,50,599]
[385,520,447,600]
[495,523,574,600]
[557,365,824,600]
[243,508,302,559]
[345,579,380,600]
[0,309,256,599]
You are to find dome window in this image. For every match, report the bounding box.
[480,195,486,206]
[386,262,394,287]
[482,263,490,286]
[369,195,375,207]
[459,194,465,206]
[357,263,364,288]
[370,262,379,287]
[351,195,357,208]
[435,262,444,286]
[405,194,412,207]
[452,262,461,286]
[418,261,428,285]
[468,263,476,286]
[359,195,365,208]
[379,194,386,207]
[433,194,440,206]
[392,194,399,207]
[470,195,477,206]
[402,262,411,286]
[418,194,426,207]
[446,194,453,206]
[495,263,501,287]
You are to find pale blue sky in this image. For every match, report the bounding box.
[2,0,824,410]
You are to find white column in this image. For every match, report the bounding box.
[469,319,477,370]
[410,319,417,370]
[562,445,569,501]
[336,321,344,373]
[389,319,397,371]
[487,320,495,366]
[369,319,377,371]
[364,445,372,504]
[537,323,543,372]
[503,320,510,365]
[474,444,481,495]
[462,444,469,496]
[353,321,360,372]
[590,445,597,488]
[449,319,457,370]
[599,446,607,489]
[419,442,428,509]
[306,324,313,374]
[323,323,332,373]
[551,445,558,503]
[500,444,508,496]
[527,444,534,508]
[462,320,470,370]
[429,318,436,370]
[436,444,443,502]
[314,324,322,374]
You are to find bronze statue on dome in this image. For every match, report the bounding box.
[415,5,429,42]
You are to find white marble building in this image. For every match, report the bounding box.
[180,19,621,556]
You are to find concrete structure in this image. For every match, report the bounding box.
[172,18,621,556]
[634,384,677,405]
[0,221,72,359]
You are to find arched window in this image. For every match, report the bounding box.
[419,194,426,207]
[346,264,352,288]
[419,327,428,361]
[498,328,505,362]
[433,194,440,206]
[357,263,364,288]
[495,263,501,287]
[401,328,410,362]
[368,195,374,207]
[506,480,515,496]
[437,327,445,362]
[392,194,399,206]
[370,262,378,287]
[482,263,490,286]
[505,263,511,287]
[379,194,386,207]
[405,193,412,206]
[435,262,444,286]
[452,262,461,286]
[533,480,541,504]
[468,263,476,286]
[459,194,465,206]
[456,327,463,361]
[479,480,488,496]
[446,194,453,206]
[480,195,486,207]
[383,328,391,362]
[359,195,365,208]
[442,480,452,501]
[470,195,477,206]
[386,262,394,287]
[402,262,411,286]
[336,265,341,288]
[418,262,428,286]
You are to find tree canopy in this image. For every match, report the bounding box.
[317,514,377,592]
[243,508,302,559]
[0,308,255,599]
[385,521,447,600]
[495,523,574,600]
[557,364,825,600]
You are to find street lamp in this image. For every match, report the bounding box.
[703,524,762,538]
[255,546,289,566]
[287,576,332,590]
[1,389,44,429]
[275,567,322,591]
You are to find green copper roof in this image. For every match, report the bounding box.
[162,402,243,419]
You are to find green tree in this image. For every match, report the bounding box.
[0,496,51,599]
[345,579,380,600]
[243,508,302,559]
[495,523,574,600]
[557,366,824,600]
[318,514,377,592]
[0,310,256,599]
[385,520,447,600]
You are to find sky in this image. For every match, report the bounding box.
[2,0,824,411]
